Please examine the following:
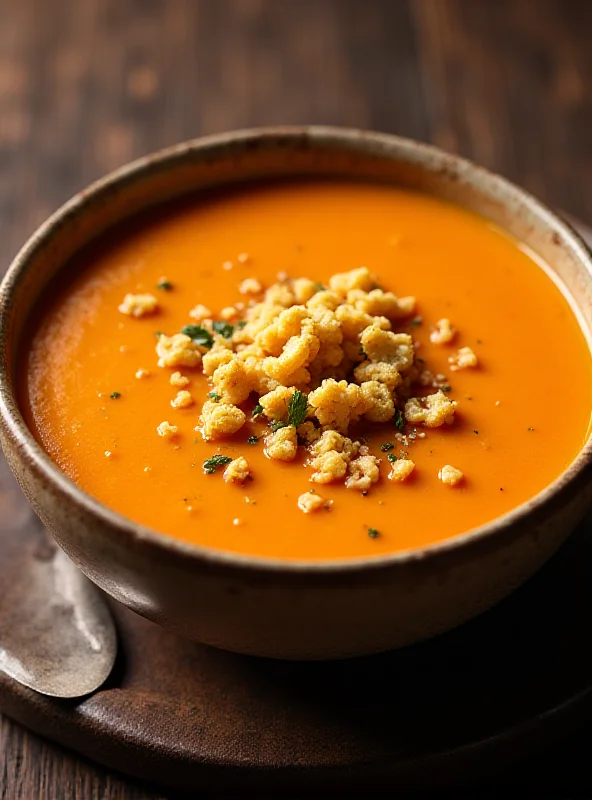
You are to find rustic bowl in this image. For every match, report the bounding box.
[1,127,591,659]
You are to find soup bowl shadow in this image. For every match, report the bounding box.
[1,127,591,659]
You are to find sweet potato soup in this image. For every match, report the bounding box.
[23,180,592,559]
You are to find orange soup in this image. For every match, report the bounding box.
[24,180,592,559]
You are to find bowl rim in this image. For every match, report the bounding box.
[1,124,591,574]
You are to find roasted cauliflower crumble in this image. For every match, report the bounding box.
[119,265,476,514]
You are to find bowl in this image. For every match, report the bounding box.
[1,127,591,659]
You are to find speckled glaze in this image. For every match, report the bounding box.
[1,128,591,659]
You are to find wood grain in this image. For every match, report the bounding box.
[1,0,591,796]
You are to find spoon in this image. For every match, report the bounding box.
[0,465,117,698]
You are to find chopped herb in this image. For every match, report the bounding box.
[477,339,483,344]
[387,453,398,463]
[368,527,381,539]
[193,438,200,444]
[110,392,121,399]
[380,442,395,452]
[287,389,308,428]
[247,435,259,445]
[527,426,535,431]
[500,487,504,491]
[207,391,221,402]
[410,316,423,327]
[394,409,405,432]
[154,330,163,338]
[314,282,326,292]
[202,454,232,474]
[235,320,247,329]
[252,402,264,419]
[473,429,479,435]
[157,280,173,291]
[269,420,287,432]
[441,384,452,392]
[181,324,213,349]
[212,320,234,338]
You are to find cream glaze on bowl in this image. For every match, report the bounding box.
[1,128,592,659]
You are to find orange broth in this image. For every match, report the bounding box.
[23,180,592,559]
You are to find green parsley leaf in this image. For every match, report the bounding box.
[247,435,259,445]
[181,325,213,349]
[441,384,452,392]
[269,420,287,432]
[212,321,234,338]
[394,409,405,432]
[157,280,173,291]
[368,528,381,539]
[202,454,232,474]
[387,453,398,463]
[252,402,264,419]
[380,442,394,452]
[154,330,163,338]
[314,283,326,292]
[235,320,248,329]
[287,389,308,428]
[207,392,221,402]
[110,392,121,399]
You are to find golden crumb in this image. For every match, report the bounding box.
[220,306,238,320]
[388,459,415,482]
[198,400,246,441]
[265,426,298,461]
[171,390,194,409]
[222,260,233,271]
[405,390,457,427]
[189,304,212,322]
[157,421,178,438]
[237,252,250,264]
[297,492,329,514]
[449,346,478,371]
[156,333,202,369]
[135,368,151,380]
[118,293,158,318]
[239,278,263,295]
[170,371,189,387]
[223,456,250,484]
[430,318,455,344]
[438,464,464,486]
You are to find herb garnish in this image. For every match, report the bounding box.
[212,321,234,339]
[473,429,479,435]
[154,330,163,338]
[235,320,248,329]
[368,528,381,539]
[387,453,398,463]
[207,391,221,402]
[394,409,405,432]
[202,454,233,474]
[410,316,423,327]
[314,283,326,292]
[287,389,308,428]
[252,403,264,419]
[110,392,121,399]
[380,442,394,452]
[181,325,214,349]
[157,280,173,291]
[247,435,259,445]
[269,420,287,432]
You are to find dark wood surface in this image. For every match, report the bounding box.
[1,0,592,797]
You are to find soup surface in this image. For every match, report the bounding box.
[24,180,592,559]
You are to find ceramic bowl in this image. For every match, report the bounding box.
[1,127,591,659]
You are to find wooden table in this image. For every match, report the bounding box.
[1,1,592,796]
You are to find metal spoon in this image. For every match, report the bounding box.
[0,465,117,698]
